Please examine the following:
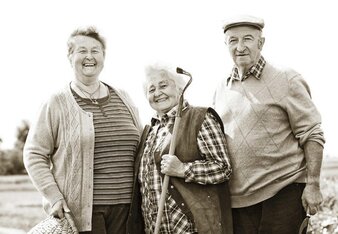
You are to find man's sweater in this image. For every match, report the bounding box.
[213,62,325,208]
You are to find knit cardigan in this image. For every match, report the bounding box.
[23,84,142,231]
[213,62,325,208]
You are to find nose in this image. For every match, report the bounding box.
[154,88,162,97]
[236,40,246,52]
[85,52,94,59]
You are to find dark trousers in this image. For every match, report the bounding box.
[80,204,130,234]
[232,183,306,234]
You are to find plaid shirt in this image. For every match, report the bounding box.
[138,102,232,234]
[228,56,266,83]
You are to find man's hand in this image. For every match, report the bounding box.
[50,199,71,219]
[302,141,324,215]
[161,154,185,178]
[302,183,323,215]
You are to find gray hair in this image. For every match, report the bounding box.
[67,26,106,57]
[143,64,187,96]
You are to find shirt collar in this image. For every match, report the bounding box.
[228,56,266,82]
[151,101,189,126]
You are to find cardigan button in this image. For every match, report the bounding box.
[170,185,174,189]
[181,203,185,206]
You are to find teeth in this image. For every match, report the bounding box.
[156,98,167,102]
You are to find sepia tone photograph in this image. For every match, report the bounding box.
[0,0,337,233]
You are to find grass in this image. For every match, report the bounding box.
[0,175,46,232]
[309,176,338,233]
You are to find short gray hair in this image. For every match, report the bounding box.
[143,64,186,96]
[67,26,106,57]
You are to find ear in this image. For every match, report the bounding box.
[258,37,265,50]
[68,54,73,67]
[178,87,183,96]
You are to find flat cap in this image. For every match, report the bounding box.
[223,15,264,33]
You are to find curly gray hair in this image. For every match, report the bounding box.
[143,64,186,96]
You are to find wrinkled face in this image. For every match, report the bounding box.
[225,26,264,73]
[68,35,105,82]
[146,77,180,116]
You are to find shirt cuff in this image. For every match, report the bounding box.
[184,162,194,182]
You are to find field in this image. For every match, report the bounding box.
[0,158,337,233]
[0,175,46,233]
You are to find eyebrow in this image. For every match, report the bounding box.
[243,34,255,38]
[229,34,255,38]
[76,46,101,50]
[158,80,169,85]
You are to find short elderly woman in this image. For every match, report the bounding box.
[24,26,142,233]
[128,64,233,234]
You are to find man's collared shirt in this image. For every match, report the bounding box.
[228,56,266,84]
[138,101,232,234]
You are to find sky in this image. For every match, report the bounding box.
[0,0,337,157]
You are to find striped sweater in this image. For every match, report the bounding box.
[72,86,139,205]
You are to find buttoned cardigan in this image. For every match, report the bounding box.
[24,84,142,231]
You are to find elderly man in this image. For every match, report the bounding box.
[213,15,325,233]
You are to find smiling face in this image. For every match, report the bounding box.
[68,35,105,83]
[225,25,265,74]
[146,76,180,116]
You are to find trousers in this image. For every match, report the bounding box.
[232,183,306,234]
[80,204,130,234]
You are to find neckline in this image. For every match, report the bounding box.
[70,83,112,106]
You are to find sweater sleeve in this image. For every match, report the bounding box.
[285,73,325,147]
[23,97,64,207]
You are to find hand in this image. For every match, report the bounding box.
[65,212,79,233]
[161,154,185,178]
[50,199,71,219]
[302,183,323,215]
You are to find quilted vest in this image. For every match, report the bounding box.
[127,106,233,234]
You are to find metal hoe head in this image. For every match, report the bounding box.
[298,213,310,234]
[176,67,192,117]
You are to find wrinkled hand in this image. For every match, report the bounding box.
[302,184,323,215]
[51,199,71,219]
[161,154,185,178]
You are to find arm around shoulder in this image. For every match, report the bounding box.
[114,87,143,133]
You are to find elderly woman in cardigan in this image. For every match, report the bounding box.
[24,26,142,233]
[128,64,233,234]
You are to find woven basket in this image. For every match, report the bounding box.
[28,213,79,234]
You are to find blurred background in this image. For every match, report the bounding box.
[0,0,337,233]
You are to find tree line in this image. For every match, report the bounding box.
[0,120,29,175]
